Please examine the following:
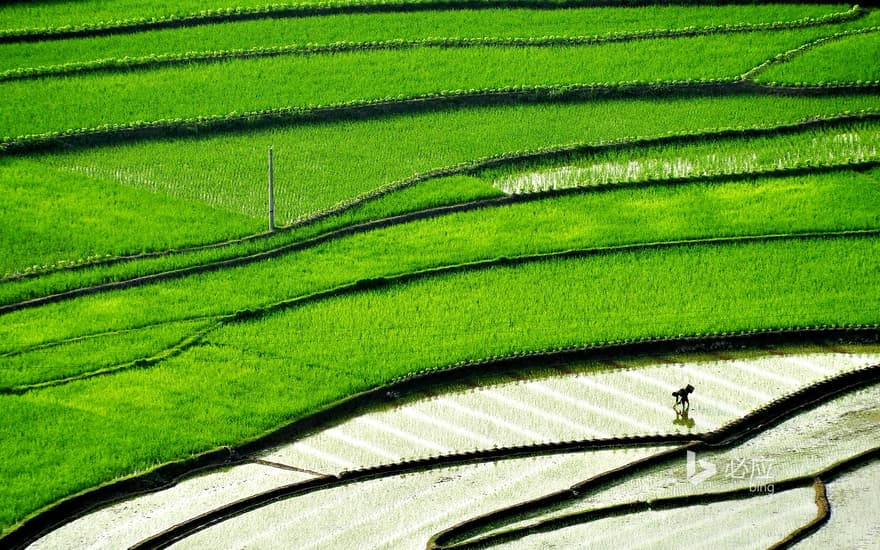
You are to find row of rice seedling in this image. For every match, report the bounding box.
[1,24,865,140]
[0,317,216,391]
[0,157,261,279]
[166,448,671,550]
[800,459,880,548]
[1,0,857,37]
[475,382,880,542]
[490,121,880,194]
[28,463,315,550]
[0,0,427,34]
[1,236,877,531]
[509,486,817,549]
[9,94,876,275]
[1,4,845,76]
[4,167,878,352]
[5,129,875,302]
[258,347,879,474]
[755,27,880,85]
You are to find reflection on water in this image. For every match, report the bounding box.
[673,406,696,429]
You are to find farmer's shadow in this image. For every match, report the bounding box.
[673,405,696,429]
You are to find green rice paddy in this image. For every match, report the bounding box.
[1,1,878,544]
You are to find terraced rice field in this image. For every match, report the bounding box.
[27,346,877,549]
[1,1,879,548]
[256,346,879,473]
[468,379,880,544]
[798,459,880,548]
[490,486,821,549]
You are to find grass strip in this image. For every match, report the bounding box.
[0,1,855,40]
[3,94,874,280]
[0,157,262,279]
[1,167,878,359]
[756,28,880,85]
[0,235,877,534]
[4,114,875,301]
[768,479,830,550]
[0,25,860,140]
[0,5,850,77]
[1,6,859,81]
[0,318,218,391]
[485,119,880,193]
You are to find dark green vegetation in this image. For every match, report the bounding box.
[1,0,879,539]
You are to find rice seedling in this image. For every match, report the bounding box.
[0,5,848,76]
[0,157,260,278]
[489,121,880,194]
[2,2,879,543]
[2,104,876,301]
[1,25,865,140]
[0,1,850,37]
[1,235,876,531]
[26,94,880,250]
[0,0,396,33]
[3,168,877,350]
[755,28,880,85]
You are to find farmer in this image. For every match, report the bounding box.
[672,384,694,409]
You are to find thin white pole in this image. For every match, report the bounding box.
[268,146,275,231]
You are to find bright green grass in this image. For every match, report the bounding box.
[327,174,503,223]
[1,235,877,532]
[756,29,880,84]
[484,120,880,194]
[0,157,260,277]
[0,173,503,304]
[5,96,879,304]
[2,167,878,355]
[0,26,856,139]
[0,0,415,31]
[0,5,848,75]
[0,1,848,33]
[0,318,216,391]
[39,95,880,226]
